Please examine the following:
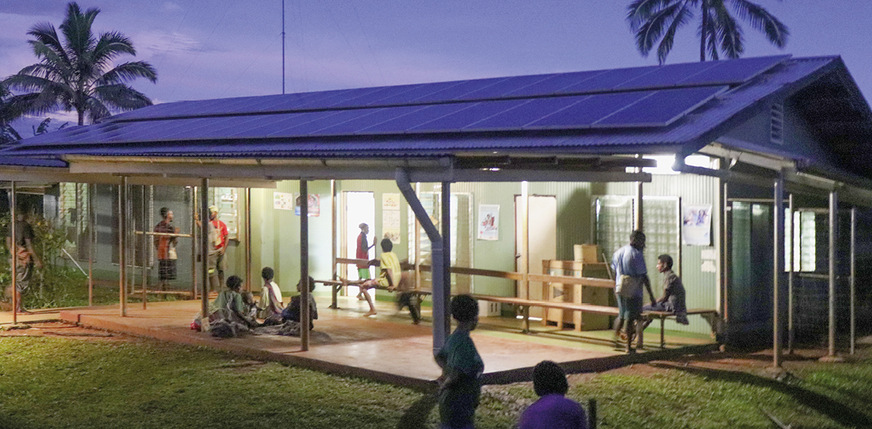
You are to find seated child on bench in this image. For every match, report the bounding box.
[348,238,401,318]
[642,254,688,325]
[283,276,318,330]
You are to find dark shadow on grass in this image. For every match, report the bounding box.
[396,393,438,429]
[650,362,872,427]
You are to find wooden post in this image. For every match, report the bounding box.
[441,182,451,336]
[820,190,841,362]
[520,181,529,299]
[190,186,197,299]
[300,180,310,351]
[10,181,17,324]
[142,186,148,309]
[330,180,337,280]
[787,194,794,354]
[772,175,784,368]
[88,183,95,307]
[245,188,252,292]
[119,178,128,317]
[200,179,210,327]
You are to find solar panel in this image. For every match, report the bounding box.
[452,73,556,100]
[593,86,727,127]
[465,96,584,130]
[360,80,465,106]
[526,91,651,128]
[505,69,608,97]
[313,107,415,135]
[408,77,507,103]
[357,103,474,134]
[409,100,526,132]
[613,61,721,90]
[678,55,788,85]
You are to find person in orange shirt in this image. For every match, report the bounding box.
[209,205,229,287]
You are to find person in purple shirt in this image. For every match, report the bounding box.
[519,360,587,429]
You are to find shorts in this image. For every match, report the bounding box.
[618,294,642,319]
[357,267,370,280]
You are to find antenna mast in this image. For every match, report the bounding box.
[281,0,286,94]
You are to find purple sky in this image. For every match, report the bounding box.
[2,1,871,124]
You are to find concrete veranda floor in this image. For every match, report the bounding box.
[2,293,717,389]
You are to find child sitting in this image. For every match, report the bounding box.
[282,276,318,330]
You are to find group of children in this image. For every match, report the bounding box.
[198,266,318,338]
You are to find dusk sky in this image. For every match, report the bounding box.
[2,1,871,124]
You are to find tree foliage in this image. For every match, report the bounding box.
[627,0,789,64]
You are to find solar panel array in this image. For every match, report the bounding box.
[10,55,807,156]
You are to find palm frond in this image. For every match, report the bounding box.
[94,84,153,111]
[626,0,680,30]
[715,5,744,58]
[633,3,684,56]
[98,61,158,85]
[93,31,136,69]
[656,4,693,64]
[27,23,71,66]
[60,2,99,58]
[729,0,789,47]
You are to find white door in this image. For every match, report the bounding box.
[515,195,557,317]
[344,192,375,295]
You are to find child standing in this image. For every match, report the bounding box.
[435,295,484,429]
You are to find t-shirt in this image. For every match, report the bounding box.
[519,394,587,429]
[260,281,284,315]
[210,288,244,315]
[436,328,484,427]
[662,270,686,315]
[611,244,647,298]
[211,218,229,250]
[4,220,35,247]
[154,220,176,260]
[377,251,401,287]
[283,294,318,329]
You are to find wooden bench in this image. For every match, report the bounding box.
[643,308,719,348]
[316,279,431,310]
[470,294,618,334]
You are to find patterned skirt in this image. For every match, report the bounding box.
[158,259,177,280]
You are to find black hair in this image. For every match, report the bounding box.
[297,276,316,292]
[380,238,393,252]
[630,230,646,247]
[450,295,478,323]
[658,254,673,270]
[533,360,569,397]
[226,275,242,291]
[261,266,274,281]
[160,207,169,218]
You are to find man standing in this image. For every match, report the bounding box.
[611,230,656,353]
[209,205,229,288]
[153,207,178,291]
[5,203,42,313]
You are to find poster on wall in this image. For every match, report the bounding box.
[383,193,401,244]
[294,193,321,217]
[273,191,294,211]
[477,204,500,240]
[682,204,712,246]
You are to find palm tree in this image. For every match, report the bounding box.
[627,0,789,64]
[4,2,157,126]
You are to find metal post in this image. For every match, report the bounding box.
[245,188,252,291]
[330,180,337,280]
[200,179,210,327]
[787,194,795,354]
[88,183,95,307]
[772,175,784,368]
[141,186,148,309]
[300,180,310,351]
[441,182,451,337]
[520,181,529,299]
[414,182,421,289]
[191,186,197,299]
[722,181,729,322]
[119,178,128,317]
[825,190,838,359]
[850,207,856,355]
[395,169,445,352]
[635,179,644,231]
[10,181,17,324]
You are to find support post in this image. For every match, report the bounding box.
[787,194,794,354]
[190,187,197,299]
[119,178,128,317]
[821,190,840,361]
[850,207,856,355]
[772,175,784,368]
[245,188,252,292]
[635,175,644,230]
[520,181,529,300]
[300,180,310,351]
[396,169,447,352]
[330,180,337,280]
[722,181,730,322]
[441,181,451,336]
[89,183,95,307]
[200,179,210,328]
[141,186,148,309]
[10,181,17,324]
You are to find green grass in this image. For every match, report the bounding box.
[1,335,871,428]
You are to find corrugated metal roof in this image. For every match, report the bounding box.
[0,156,67,168]
[6,54,872,182]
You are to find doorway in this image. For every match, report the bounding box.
[343,192,375,295]
[515,195,557,317]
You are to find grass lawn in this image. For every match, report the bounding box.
[1,327,871,428]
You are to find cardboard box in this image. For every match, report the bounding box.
[573,244,599,262]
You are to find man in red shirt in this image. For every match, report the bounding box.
[209,206,229,287]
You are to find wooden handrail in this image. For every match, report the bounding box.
[334,258,613,288]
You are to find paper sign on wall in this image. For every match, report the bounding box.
[383,193,401,244]
[477,204,499,241]
[682,204,712,246]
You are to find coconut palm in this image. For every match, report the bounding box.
[4,2,157,126]
[627,0,789,64]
